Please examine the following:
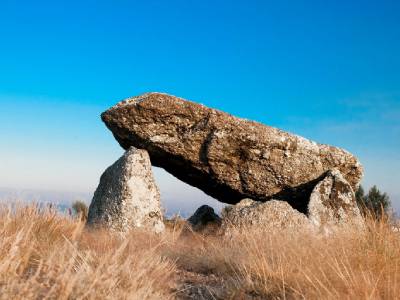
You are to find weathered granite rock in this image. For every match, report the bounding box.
[308,169,364,228]
[221,198,311,230]
[187,205,222,232]
[87,147,165,233]
[102,92,363,211]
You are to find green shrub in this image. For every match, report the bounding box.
[356,185,391,219]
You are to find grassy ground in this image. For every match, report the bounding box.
[0,204,399,299]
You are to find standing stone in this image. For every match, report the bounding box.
[308,169,364,228]
[87,147,165,233]
[101,92,363,212]
[221,198,312,231]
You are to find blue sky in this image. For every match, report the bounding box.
[0,0,399,213]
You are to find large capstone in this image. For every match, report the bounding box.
[102,92,363,212]
[87,147,165,233]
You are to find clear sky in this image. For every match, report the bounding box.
[0,0,399,213]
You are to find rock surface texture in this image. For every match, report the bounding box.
[187,205,222,232]
[308,169,364,228]
[87,147,164,233]
[222,198,311,230]
[102,93,363,212]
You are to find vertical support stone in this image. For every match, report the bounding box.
[308,169,364,229]
[87,147,164,233]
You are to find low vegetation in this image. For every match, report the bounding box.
[356,185,392,219]
[1,203,399,299]
[72,200,89,221]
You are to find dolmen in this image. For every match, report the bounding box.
[88,92,364,233]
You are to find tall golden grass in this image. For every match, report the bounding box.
[0,204,175,299]
[1,203,399,299]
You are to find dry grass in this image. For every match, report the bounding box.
[0,204,176,299]
[1,203,399,299]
